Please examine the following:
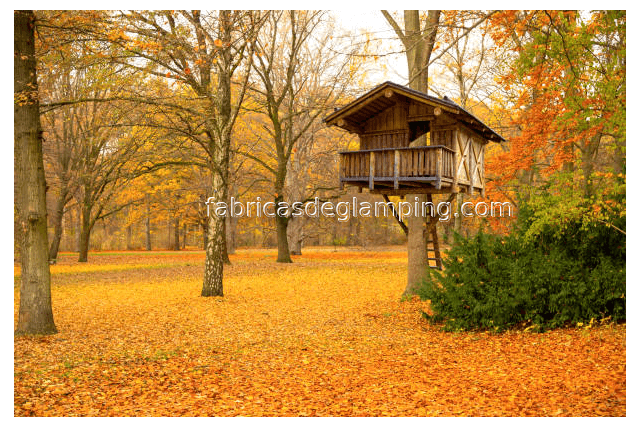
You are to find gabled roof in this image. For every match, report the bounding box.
[324,81,505,143]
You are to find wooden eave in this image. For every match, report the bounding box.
[324,81,505,143]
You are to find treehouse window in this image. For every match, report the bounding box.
[409,121,430,144]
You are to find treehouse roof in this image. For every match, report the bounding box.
[324,81,505,143]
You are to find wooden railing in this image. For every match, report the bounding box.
[339,145,455,190]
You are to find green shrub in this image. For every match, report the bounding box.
[418,212,625,332]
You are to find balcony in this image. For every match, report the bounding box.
[338,145,456,194]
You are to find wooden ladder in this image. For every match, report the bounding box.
[425,193,443,270]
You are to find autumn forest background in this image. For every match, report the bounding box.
[14,10,625,416]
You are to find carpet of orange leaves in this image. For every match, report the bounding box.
[14,248,625,416]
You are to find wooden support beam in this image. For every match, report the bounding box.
[369,151,375,190]
[452,129,460,193]
[480,144,486,197]
[469,142,475,196]
[382,194,408,235]
[435,148,443,190]
[393,150,399,190]
[370,188,451,196]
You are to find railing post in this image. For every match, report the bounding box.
[469,143,475,196]
[369,151,375,190]
[452,148,459,193]
[393,149,400,190]
[435,147,443,190]
[480,145,485,198]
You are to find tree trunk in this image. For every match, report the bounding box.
[201,9,245,295]
[613,138,626,175]
[75,203,81,252]
[202,173,225,296]
[404,195,429,296]
[287,216,303,255]
[15,10,57,335]
[347,218,355,246]
[276,211,292,262]
[400,10,440,297]
[145,196,152,251]
[173,216,180,250]
[78,213,91,263]
[182,223,187,249]
[225,213,237,255]
[274,192,292,262]
[48,190,66,263]
[77,194,95,262]
[126,224,133,250]
[454,192,463,236]
[331,221,338,247]
[582,132,602,198]
[202,221,208,250]
[221,213,231,264]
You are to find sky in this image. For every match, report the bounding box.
[332,10,408,85]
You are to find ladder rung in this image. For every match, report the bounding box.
[427,257,441,261]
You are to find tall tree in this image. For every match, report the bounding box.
[14,10,57,335]
[381,10,497,294]
[486,10,625,236]
[40,69,81,262]
[104,10,264,295]
[247,10,358,262]
[432,11,504,239]
[381,10,441,295]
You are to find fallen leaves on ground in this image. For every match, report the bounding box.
[14,248,625,416]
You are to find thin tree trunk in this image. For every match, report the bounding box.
[225,213,237,255]
[145,195,152,251]
[613,138,625,175]
[15,10,57,335]
[48,190,66,263]
[78,215,91,263]
[75,202,81,252]
[347,218,355,246]
[454,193,463,236]
[582,132,602,198]
[202,221,208,250]
[126,223,133,250]
[173,216,180,251]
[77,195,93,262]
[221,213,230,264]
[331,221,338,246]
[275,181,292,262]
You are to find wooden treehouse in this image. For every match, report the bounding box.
[324,81,505,268]
[324,81,504,196]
